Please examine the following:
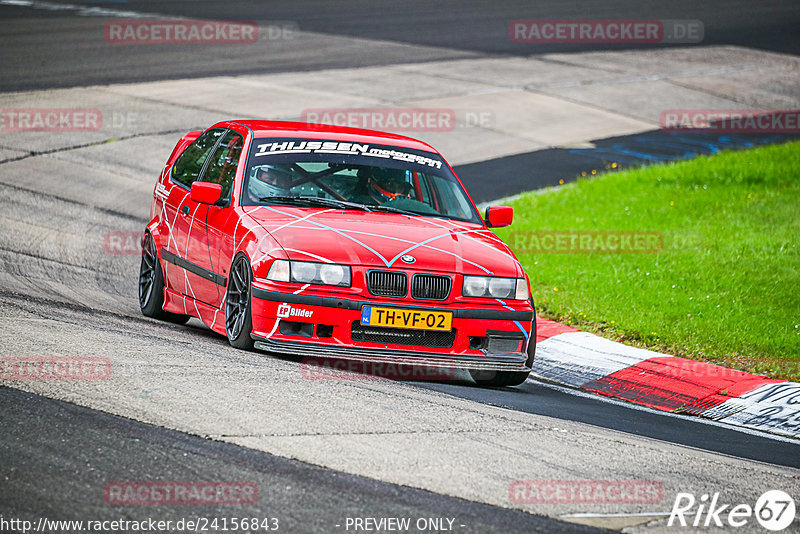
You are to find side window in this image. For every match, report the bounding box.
[171,129,225,189]
[201,130,244,199]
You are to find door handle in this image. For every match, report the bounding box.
[181,206,190,216]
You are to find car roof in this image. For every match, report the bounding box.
[223,120,439,153]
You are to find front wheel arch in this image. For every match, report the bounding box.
[224,253,255,350]
[470,299,536,388]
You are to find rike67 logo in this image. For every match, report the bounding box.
[668,490,795,531]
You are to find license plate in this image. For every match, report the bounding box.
[361,306,452,331]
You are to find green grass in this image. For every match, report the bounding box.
[492,141,800,381]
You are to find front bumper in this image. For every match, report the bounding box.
[250,285,534,372]
[252,335,528,372]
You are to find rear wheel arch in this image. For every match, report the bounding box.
[138,231,190,325]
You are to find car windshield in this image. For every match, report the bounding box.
[241,138,481,223]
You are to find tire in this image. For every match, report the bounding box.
[470,302,536,388]
[225,254,255,350]
[139,233,190,324]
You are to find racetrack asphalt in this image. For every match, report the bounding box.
[0,386,604,534]
[1,0,799,92]
[457,130,800,203]
[1,1,799,532]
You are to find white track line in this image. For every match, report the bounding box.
[528,377,800,445]
[561,512,672,518]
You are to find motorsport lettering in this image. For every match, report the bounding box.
[254,140,443,169]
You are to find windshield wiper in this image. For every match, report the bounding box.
[260,196,425,217]
[259,195,373,211]
[367,204,421,216]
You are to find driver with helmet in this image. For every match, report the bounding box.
[247,165,293,201]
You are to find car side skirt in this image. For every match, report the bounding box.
[161,248,227,287]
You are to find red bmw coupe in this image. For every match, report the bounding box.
[139,121,536,386]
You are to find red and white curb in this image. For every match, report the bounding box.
[532,318,800,439]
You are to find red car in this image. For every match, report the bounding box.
[139,120,536,386]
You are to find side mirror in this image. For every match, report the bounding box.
[190,181,222,205]
[485,206,513,228]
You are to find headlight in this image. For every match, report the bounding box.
[266,259,289,282]
[514,278,529,301]
[463,276,488,297]
[319,264,346,285]
[463,276,528,300]
[292,262,317,283]
[488,277,516,299]
[266,260,351,287]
